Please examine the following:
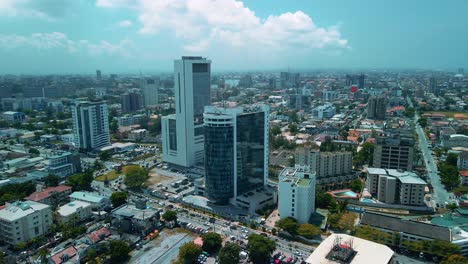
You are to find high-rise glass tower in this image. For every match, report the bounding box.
[71,101,110,151]
[142,77,160,107]
[162,56,211,168]
[203,105,269,205]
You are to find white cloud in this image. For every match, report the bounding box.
[0,0,58,21]
[118,20,133,28]
[96,0,348,53]
[0,32,134,57]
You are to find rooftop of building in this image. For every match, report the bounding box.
[366,168,426,185]
[0,201,50,221]
[70,191,108,203]
[112,203,159,220]
[305,233,394,264]
[57,201,91,217]
[460,171,468,177]
[86,226,111,244]
[360,211,451,241]
[50,246,78,264]
[25,185,72,202]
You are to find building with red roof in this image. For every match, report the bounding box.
[25,185,72,205]
[460,171,468,185]
[85,227,111,245]
[50,246,78,264]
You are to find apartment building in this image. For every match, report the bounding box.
[373,131,414,171]
[366,168,427,206]
[69,191,110,211]
[458,151,468,170]
[47,151,81,178]
[0,201,53,245]
[295,148,354,190]
[278,166,316,224]
[57,201,93,223]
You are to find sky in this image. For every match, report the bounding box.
[0,0,467,74]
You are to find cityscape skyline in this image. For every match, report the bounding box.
[1,0,468,74]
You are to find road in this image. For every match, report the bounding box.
[409,97,455,206]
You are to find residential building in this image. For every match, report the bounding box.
[373,131,415,171]
[460,171,468,185]
[71,101,110,151]
[0,201,53,245]
[142,78,160,107]
[128,128,148,141]
[305,233,394,264]
[162,56,211,168]
[441,134,468,149]
[96,70,101,81]
[49,245,79,264]
[367,96,386,120]
[203,105,269,205]
[2,111,25,123]
[322,90,338,101]
[295,148,354,191]
[47,151,81,178]
[360,211,468,256]
[117,114,146,127]
[57,201,92,223]
[121,90,143,112]
[238,75,253,88]
[69,191,110,211]
[459,151,468,170]
[365,168,427,206]
[311,103,336,119]
[278,166,316,224]
[25,185,72,205]
[111,198,160,235]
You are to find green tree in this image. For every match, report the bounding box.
[110,119,119,133]
[327,213,342,229]
[178,242,202,264]
[65,170,94,191]
[297,224,321,239]
[110,192,128,208]
[29,148,40,155]
[201,232,223,253]
[275,217,299,235]
[37,248,49,263]
[124,166,148,188]
[289,123,298,135]
[271,228,277,235]
[338,213,357,231]
[350,179,363,193]
[247,234,276,264]
[446,153,458,167]
[418,117,428,128]
[162,210,178,222]
[44,174,60,187]
[353,142,374,167]
[441,254,467,264]
[108,240,131,262]
[270,126,281,136]
[315,192,337,209]
[218,243,241,264]
[99,151,112,161]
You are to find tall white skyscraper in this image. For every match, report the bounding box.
[72,101,110,151]
[162,56,211,168]
[142,77,160,107]
[203,105,269,205]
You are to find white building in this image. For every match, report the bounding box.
[306,233,394,264]
[278,166,316,224]
[117,114,146,127]
[2,111,25,123]
[71,101,110,151]
[458,151,468,170]
[365,168,427,206]
[57,201,92,223]
[142,77,160,107]
[128,129,148,141]
[442,134,468,149]
[69,191,110,211]
[47,151,81,178]
[162,56,211,168]
[0,201,53,245]
[311,104,336,119]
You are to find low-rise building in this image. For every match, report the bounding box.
[128,128,148,141]
[365,168,427,206]
[49,245,79,264]
[2,111,25,123]
[111,198,160,236]
[305,233,394,264]
[278,165,316,224]
[311,104,336,119]
[442,134,468,149]
[25,185,72,205]
[460,171,468,186]
[57,201,92,223]
[0,201,53,245]
[47,151,81,178]
[69,191,110,211]
[458,151,468,170]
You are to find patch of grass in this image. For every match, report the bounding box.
[95,165,141,181]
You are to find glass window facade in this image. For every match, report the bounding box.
[169,119,177,151]
[192,63,211,125]
[236,112,265,195]
[204,123,234,205]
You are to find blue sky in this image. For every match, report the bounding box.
[0,0,467,74]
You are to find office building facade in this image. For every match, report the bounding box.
[162,56,211,168]
[142,78,160,107]
[47,151,81,178]
[121,90,143,112]
[311,103,336,119]
[278,166,316,224]
[367,96,386,120]
[71,101,110,151]
[373,131,415,171]
[204,105,269,205]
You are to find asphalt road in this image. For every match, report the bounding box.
[414,116,455,206]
